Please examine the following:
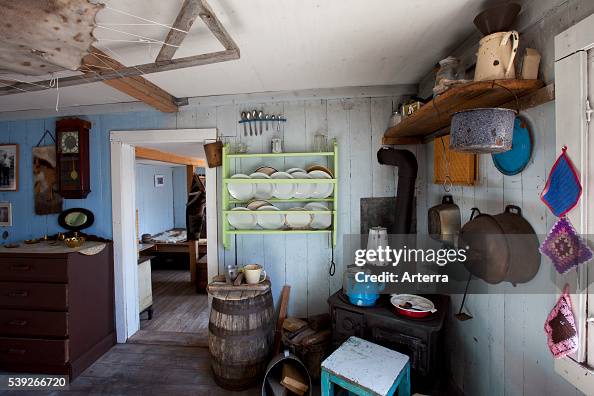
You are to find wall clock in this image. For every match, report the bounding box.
[56,118,91,199]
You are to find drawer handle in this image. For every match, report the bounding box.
[7,320,27,326]
[6,348,26,355]
[7,291,28,297]
[9,265,31,271]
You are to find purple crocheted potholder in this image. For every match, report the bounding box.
[540,217,593,274]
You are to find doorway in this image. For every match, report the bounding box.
[110,128,218,343]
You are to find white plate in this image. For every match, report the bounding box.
[291,172,315,199]
[227,174,255,201]
[304,203,332,229]
[256,205,285,230]
[249,172,273,199]
[247,200,271,210]
[286,207,312,229]
[227,207,257,230]
[308,170,334,198]
[286,167,306,174]
[271,172,296,199]
[389,294,436,313]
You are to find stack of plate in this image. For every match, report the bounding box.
[227,202,332,230]
[227,165,334,201]
[304,202,332,229]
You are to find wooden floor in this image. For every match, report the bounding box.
[129,269,210,347]
[1,344,259,396]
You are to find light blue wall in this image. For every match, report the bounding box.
[135,163,174,237]
[172,166,187,229]
[0,110,176,243]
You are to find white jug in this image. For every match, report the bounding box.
[366,226,389,266]
[474,31,519,81]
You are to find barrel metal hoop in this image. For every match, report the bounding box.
[209,322,273,339]
[212,294,273,315]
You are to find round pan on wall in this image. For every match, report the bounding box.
[492,115,533,176]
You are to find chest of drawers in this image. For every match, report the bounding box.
[0,242,115,379]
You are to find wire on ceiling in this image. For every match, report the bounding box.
[103,5,189,33]
[95,25,181,48]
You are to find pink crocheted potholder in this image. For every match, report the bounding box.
[544,285,578,359]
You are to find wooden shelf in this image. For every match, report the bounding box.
[382,79,547,145]
[221,142,338,249]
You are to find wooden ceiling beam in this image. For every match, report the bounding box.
[136,146,206,167]
[156,0,202,62]
[0,1,239,98]
[196,0,239,51]
[156,0,239,63]
[0,49,239,96]
[83,47,178,113]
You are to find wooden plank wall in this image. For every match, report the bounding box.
[415,0,594,394]
[423,104,580,396]
[0,93,415,320]
[213,96,418,317]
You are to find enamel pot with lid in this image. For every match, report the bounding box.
[458,205,540,285]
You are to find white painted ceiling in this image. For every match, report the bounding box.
[0,0,494,113]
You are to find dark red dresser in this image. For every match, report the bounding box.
[0,241,115,379]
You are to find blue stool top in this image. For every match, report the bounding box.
[321,337,409,395]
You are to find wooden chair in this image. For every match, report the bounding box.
[321,337,410,396]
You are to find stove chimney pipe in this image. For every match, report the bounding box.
[377,147,418,234]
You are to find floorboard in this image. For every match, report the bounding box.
[0,344,259,396]
[129,269,210,346]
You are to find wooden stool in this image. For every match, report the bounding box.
[321,337,411,396]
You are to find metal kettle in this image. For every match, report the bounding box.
[428,195,461,245]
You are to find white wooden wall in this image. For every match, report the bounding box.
[204,96,425,317]
[415,1,594,394]
[423,103,581,396]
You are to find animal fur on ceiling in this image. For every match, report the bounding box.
[0,0,102,76]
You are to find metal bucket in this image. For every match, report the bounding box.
[262,351,312,396]
[450,108,516,153]
[204,140,223,168]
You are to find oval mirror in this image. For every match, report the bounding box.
[58,208,94,231]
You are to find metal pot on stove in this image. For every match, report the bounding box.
[458,205,540,285]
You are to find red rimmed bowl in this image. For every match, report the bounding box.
[390,294,436,318]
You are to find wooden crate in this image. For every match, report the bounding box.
[433,135,477,186]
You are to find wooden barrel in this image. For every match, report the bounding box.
[208,290,274,390]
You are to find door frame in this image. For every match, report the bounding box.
[110,128,218,342]
[554,12,594,394]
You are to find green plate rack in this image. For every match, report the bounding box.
[222,141,338,249]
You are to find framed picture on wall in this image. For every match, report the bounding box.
[0,144,18,191]
[0,202,12,226]
[154,174,165,187]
